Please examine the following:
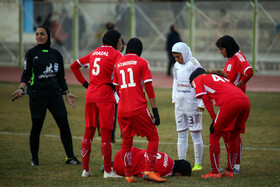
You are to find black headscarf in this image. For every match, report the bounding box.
[36,25,51,50]
[173,160,192,176]
[189,68,206,84]
[102,30,121,50]
[215,35,240,58]
[125,38,143,57]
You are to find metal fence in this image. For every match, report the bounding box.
[0,0,279,75]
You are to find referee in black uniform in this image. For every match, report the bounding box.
[11,25,81,166]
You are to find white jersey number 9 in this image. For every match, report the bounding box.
[92,58,100,76]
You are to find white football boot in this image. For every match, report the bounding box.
[104,170,123,178]
[82,169,92,177]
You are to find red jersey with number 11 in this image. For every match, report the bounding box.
[113,54,153,117]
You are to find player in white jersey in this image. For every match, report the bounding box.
[171,42,204,171]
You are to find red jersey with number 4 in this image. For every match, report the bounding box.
[73,45,122,103]
[113,54,152,117]
[224,51,252,92]
[113,147,174,177]
[193,74,248,106]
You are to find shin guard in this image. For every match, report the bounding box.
[145,133,159,172]
[81,127,95,171]
[100,128,112,173]
[121,136,133,177]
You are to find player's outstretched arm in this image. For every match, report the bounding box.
[11,82,27,101]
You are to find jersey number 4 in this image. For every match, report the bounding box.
[120,68,136,89]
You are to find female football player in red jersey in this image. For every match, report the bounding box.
[112,147,191,178]
[70,30,123,178]
[189,68,251,178]
[216,35,253,174]
[113,38,165,183]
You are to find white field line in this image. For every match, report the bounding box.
[1,131,279,151]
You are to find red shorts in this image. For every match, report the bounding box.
[118,108,157,138]
[214,98,250,133]
[85,102,115,130]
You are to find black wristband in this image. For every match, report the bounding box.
[83,81,89,89]
[19,87,25,92]
[63,90,70,95]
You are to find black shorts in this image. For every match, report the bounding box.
[29,94,67,119]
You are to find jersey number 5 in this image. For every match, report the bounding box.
[120,68,136,89]
[92,58,100,76]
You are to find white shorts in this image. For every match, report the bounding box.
[175,112,202,132]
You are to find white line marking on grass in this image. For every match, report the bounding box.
[1,131,280,151]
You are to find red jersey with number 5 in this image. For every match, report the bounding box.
[193,74,248,106]
[72,45,122,103]
[113,54,152,117]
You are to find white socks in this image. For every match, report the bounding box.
[190,131,203,165]
[234,164,240,170]
[177,130,203,165]
[177,130,188,160]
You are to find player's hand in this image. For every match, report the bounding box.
[83,81,89,89]
[209,120,214,134]
[66,92,78,108]
[105,83,116,92]
[152,108,160,126]
[11,88,25,101]
[197,107,204,112]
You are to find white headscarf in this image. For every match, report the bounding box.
[171,42,192,64]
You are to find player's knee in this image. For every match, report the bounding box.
[190,131,202,142]
[178,130,188,138]
[81,138,92,149]
[122,137,133,151]
[147,133,159,142]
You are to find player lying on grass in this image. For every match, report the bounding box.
[101,147,192,181]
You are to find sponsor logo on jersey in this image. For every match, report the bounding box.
[178,83,191,88]
[177,83,191,93]
[24,59,27,70]
[191,58,197,66]
[54,63,59,73]
[39,63,56,78]
[81,148,88,157]
[226,64,232,71]
[124,152,132,167]
[236,52,245,62]
[92,51,109,56]
[163,153,168,168]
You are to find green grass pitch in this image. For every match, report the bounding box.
[0,82,279,186]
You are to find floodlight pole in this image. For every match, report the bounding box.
[252,0,258,72]
[18,0,23,67]
[73,0,78,61]
[189,0,195,53]
[129,0,135,38]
